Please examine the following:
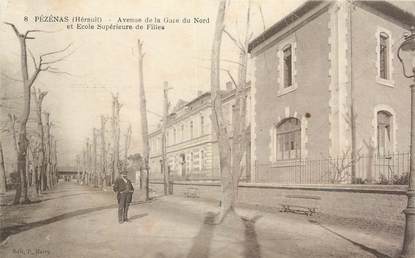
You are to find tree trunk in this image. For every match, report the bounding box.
[124,124,132,172]
[52,139,57,185]
[0,142,7,193]
[93,128,97,186]
[210,0,233,223]
[33,89,47,192]
[44,112,52,190]
[162,82,170,195]
[100,116,106,188]
[82,148,87,184]
[111,94,121,181]
[137,39,151,201]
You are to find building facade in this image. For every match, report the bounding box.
[249,1,415,183]
[149,85,251,181]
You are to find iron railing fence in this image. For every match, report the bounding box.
[254,152,410,185]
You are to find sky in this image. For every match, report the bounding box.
[0,0,318,167]
[24,0,415,169]
[1,0,414,168]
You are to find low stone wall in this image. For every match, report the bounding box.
[150,181,408,225]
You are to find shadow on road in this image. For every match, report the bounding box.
[129,213,148,221]
[308,219,391,258]
[186,212,216,258]
[241,215,262,258]
[40,192,93,202]
[0,204,117,243]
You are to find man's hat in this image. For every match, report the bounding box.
[120,170,128,175]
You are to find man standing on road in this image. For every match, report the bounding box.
[113,170,134,224]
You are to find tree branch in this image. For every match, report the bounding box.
[46,67,73,76]
[28,48,38,70]
[42,48,75,65]
[40,42,73,58]
[224,69,238,89]
[4,22,20,37]
[223,29,244,52]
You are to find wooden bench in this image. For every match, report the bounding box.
[184,187,200,198]
[280,195,321,216]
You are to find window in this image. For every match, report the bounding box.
[200,150,204,170]
[283,45,293,88]
[181,124,184,141]
[377,111,392,155]
[200,116,204,135]
[190,121,194,139]
[278,40,296,95]
[276,118,301,160]
[376,28,393,86]
[379,33,389,80]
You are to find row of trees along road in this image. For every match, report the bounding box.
[76,94,123,188]
[75,93,148,196]
[1,23,73,204]
[74,39,150,200]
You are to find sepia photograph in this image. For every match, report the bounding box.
[1,0,415,257]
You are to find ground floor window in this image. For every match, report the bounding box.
[276,117,301,160]
[377,110,392,155]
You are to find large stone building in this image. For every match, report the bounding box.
[248,1,415,183]
[149,84,251,181]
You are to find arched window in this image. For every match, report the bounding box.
[276,118,301,160]
[377,111,392,155]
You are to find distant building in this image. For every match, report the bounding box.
[248,1,415,183]
[149,83,251,181]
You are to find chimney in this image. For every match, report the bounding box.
[226,81,233,91]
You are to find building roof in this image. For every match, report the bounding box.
[148,84,251,136]
[358,1,415,27]
[248,0,415,53]
[248,1,324,53]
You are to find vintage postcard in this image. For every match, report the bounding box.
[1,0,415,257]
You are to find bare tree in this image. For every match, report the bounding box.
[27,136,41,195]
[44,112,53,190]
[123,124,132,171]
[32,89,47,192]
[209,0,252,223]
[111,94,121,182]
[325,148,362,184]
[100,116,107,187]
[161,82,171,195]
[137,39,150,200]
[76,154,80,183]
[52,139,57,184]
[226,0,252,216]
[4,22,72,204]
[0,141,7,193]
[210,0,233,223]
[92,128,97,186]
[82,147,87,184]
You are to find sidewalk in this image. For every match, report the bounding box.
[162,195,403,258]
[0,183,404,258]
